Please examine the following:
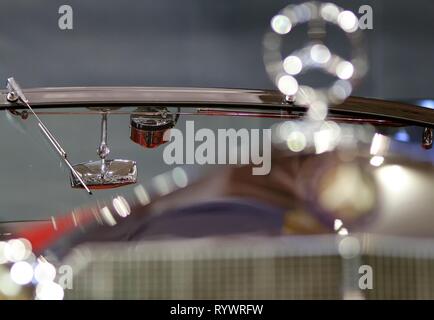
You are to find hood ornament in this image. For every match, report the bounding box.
[263,1,367,116]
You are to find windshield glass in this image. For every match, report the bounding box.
[0,107,276,220]
[0,105,432,221]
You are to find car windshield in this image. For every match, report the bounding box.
[0,103,431,221]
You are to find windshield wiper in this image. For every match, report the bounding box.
[6,77,92,195]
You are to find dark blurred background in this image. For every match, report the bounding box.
[0,0,433,99]
[0,0,433,221]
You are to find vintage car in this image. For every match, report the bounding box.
[0,1,433,300]
[0,84,432,299]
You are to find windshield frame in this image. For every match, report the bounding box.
[1,87,433,128]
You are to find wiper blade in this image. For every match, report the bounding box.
[6,77,92,195]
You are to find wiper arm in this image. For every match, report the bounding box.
[6,77,92,195]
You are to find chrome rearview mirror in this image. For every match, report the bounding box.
[71,110,137,190]
[70,158,137,190]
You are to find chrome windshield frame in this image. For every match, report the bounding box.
[0,87,433,128]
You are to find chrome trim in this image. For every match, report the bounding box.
[0,87,433,127]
